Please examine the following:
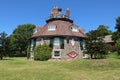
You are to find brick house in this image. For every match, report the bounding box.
[29,7,86,60]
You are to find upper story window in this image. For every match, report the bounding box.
[33,28,39,34]
[71,26,79,32]
[48,25,56,31]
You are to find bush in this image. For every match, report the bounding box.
[107,51,120,59]
[34,44,52,61]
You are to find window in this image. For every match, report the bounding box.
[71,26,78,32]
[54,51,60,57]
[33,28,39,34]
[48,25,56,31]
[52,49,61,58]
[54,37,60,45]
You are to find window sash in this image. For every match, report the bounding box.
[52,49,61,58]
[54,51,60,57]
[48,25,56,31]
[54,37,60,45]
[72,27,78,32]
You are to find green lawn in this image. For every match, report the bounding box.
[0,57,120,80]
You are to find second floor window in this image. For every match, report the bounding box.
[48,25,56,31]
[71,26,79,32]
[33,28,39,34]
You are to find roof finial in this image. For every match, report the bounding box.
[66,8,70,17]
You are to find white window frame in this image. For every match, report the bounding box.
[48,25,56,31]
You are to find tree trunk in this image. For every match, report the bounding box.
[0,53,3,60]
[89,54,93,59]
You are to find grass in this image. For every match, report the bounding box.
[0,57,120,80]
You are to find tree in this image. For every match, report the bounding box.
[97,25,112,37]
[112,17,120,55]
[115,17,120,32]
[112,17,120,41]
[0,32,8,60]
[8,24,35,56]
[84,25,111,59]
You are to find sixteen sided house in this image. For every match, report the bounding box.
[29,7,87,60]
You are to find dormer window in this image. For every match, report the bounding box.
[33,28,39,34]
[71,26,78,32]
[48,25,56,31]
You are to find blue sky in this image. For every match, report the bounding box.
[0,0,120,35]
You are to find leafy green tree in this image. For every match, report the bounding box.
[97,25,112,37]
[9,24,35,56]
[84,25,111,59]
[112,17,120,55]
[0,32,8,60]
[112,17,120,41]
[115,17,120,32]
[34,44,52,61]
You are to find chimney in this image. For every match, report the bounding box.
[53,6,58,15]
[66,8,70,17]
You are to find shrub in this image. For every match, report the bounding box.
[107,51,120,59]
[34,44,52,61]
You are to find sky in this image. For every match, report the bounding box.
[0,0,120,35]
